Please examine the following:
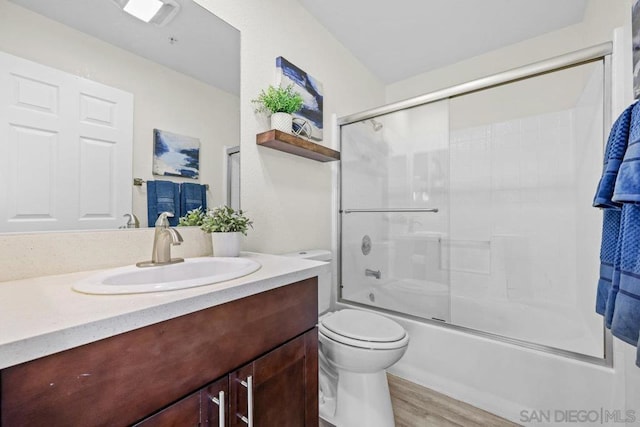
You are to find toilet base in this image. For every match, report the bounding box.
[333,369,395,427]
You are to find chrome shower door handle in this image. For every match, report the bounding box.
[238,376,253,427]
[209,390,225,427]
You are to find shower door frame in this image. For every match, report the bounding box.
[336,42,614,367]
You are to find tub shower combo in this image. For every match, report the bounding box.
[338,43,612,363]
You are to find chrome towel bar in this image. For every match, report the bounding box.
[133,177,209,190]
[341,208,439,214]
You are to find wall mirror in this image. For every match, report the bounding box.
[0,0,240,232]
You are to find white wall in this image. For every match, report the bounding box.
[194,0,385,255]
[0,0,384,282]
[386,0,630,104]
[0,0,239,227]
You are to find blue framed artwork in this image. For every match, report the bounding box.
[152,129,200,179]
[276,56,324,141]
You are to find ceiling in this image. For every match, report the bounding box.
[297,0,589,84]
[9,0,588,92]
[9,0,240,95]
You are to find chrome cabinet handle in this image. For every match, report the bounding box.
[238,376,253,427]
[209,390,225,427]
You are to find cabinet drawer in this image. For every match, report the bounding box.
[1,278,318,427]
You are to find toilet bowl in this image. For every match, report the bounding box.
[319,309,409,427]
[283,250,409,427]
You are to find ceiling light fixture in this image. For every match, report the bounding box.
[123,0,163,23]
[111,0,181,26]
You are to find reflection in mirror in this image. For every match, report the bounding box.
[0,0,240,231]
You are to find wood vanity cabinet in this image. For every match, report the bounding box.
[0,278,319,427]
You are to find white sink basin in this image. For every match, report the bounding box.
[73,257,261,295]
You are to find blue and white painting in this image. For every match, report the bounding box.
[276,56,323,141]
[153,129,200,179]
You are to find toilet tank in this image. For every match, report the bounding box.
[282,249,332,314]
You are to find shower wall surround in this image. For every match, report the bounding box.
[340,60,604,359]
[448,61,604,357]
[336,19,640,425]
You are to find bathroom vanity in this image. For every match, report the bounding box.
[0,253,324,426]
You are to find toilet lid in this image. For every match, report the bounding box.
[319,309,406,343]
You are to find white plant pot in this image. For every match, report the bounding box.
[271,112,293,133]
[211,232,242,257]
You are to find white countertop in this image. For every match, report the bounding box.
[0,252,328,370]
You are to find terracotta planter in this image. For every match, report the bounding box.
[211,232,241,257]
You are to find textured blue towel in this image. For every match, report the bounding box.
[605,102,640,353]
[593,101,640,367]
[610,205,640,345]
[604,208,624,328]
[594,104,635,318]
[147,180,180,227]
[613,103,640,203]
[594,104,634,208]
[180,183,207,215]
[596,209,621,316]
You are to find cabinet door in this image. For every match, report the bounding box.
[202,376,230,427]
[133,391,200,427]
[230,329,318,427]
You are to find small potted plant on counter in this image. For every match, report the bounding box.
[252,84,303,133]
[177,207,206,226]
[201,206,253,257]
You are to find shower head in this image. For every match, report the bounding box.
[368,119,383,132]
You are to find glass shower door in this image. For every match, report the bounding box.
[340,100,451,322]
[447,61,604,357]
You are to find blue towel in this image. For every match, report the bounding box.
[610,205,640,345]
[180,183,207,215]
[594,104,635,318]
[596,209,621,316]
[147,180,180,227]
[613,103,640,203]
[604,208,624,328]
[605,102,640,352]
[593,104,634,208]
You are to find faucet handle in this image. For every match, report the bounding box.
[155,211,174,227]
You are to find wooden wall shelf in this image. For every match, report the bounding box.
[256,130,340,162]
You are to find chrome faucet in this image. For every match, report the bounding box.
[123,213,140,228]
[136,212,184,267]
[365,268,381,279]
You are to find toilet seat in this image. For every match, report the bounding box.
[319,309,409,350]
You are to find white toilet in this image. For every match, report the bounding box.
[285,250,409,427]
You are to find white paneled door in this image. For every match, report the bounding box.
[0,52,133,232]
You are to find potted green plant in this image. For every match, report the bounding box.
[177,207,206,226]
[200,206,253,257]
[252,84,303,133]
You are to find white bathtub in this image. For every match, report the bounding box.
[344,279,602,358]
[336,293,629,426]
[345,279,450,321]
[338,280,622,426]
